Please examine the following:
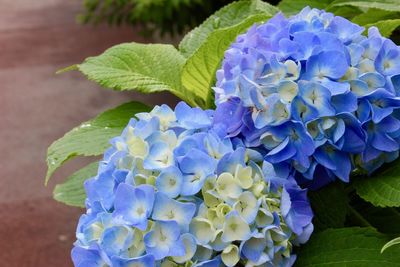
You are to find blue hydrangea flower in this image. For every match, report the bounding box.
[214,7,400,188]
[72,102,313,266]
[144,220,185,260]
[113,184,155,231]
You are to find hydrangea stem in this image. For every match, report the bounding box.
[348,206,373,227]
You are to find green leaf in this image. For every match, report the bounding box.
[295,227,400,266]
[181,13,271,108]
[53,162,98,208]
[365,19,400,37]
[330,0,400,12]
[277,0,362,18]
[382,237,400,253]
[328,5,363,19]
[77,43,201,107]
[354,159,400,207]
[277,0,363,19]
[278,0,333,15]
[350,7,400,37]
[308,182,349,231]
[56,64,79,74]
[178,0,278,58]
[45,101,150,184]
[351,8,399,25]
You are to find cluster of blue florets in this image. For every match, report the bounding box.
[72,102,313,267]
[72,6,400,266]
[214,7,400,188]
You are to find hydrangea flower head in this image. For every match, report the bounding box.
[214,7,400,188]
[72,102,313,266]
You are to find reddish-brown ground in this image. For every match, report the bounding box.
[0,1,177,266]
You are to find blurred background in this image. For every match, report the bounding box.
[0,1,177,266]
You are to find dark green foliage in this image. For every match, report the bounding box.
[79,0,232,36]
[295,227,400,266]
[354,158,400,207]
[308,182,349,231]
[79,0,281,37]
